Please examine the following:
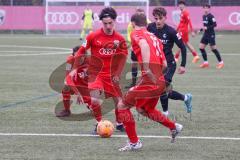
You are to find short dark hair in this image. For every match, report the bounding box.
[99,7,117,20]
[178,0,186,5]
[72,46,80,55]
[152,7,167,17]
[203,3,211,8]
[131,13,147,27]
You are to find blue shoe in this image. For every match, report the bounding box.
[116,123,125,132]
[184,93,192,113]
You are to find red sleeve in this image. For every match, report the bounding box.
[83,32,94,50]
[72,46,86,70]
[186,11,193,31]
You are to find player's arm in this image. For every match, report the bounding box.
[138,39,157,83]
[172,30,187,68]
[208,15,217,29]
[111,39,128,83]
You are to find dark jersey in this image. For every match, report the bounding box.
[203,13,216,35]
[147,23,186,67]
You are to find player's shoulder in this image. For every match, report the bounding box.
[114,31,126,41]
[183,9,189,15]
[209,13,215,18]
[165,24,176,33]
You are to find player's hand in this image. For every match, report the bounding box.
[203,26,207,31]
[112,76,120,84]
[177,66,186,74]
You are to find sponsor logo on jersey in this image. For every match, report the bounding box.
[99,48,116,55]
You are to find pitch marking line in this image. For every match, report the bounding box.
[0,133,239,141]
[0,45,71,51]
[0,52,70,57]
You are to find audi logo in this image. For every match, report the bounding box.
[229,12,240,25]
[46,12,79,25]
[99,48,116,55]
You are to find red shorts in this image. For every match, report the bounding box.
[179,30,189,43]
[88,75,122,98]
[65,74,91,105]
[123,75,166,109]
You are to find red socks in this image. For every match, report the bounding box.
[118,109,138,143]
[146,109,176,130]
[62,90,71,111]
[192,51,198,57]
[89,103,102,122]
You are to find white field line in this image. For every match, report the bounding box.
[0,133,240,141]
[0,45,71,51]
[0,52,70,57]
[0,51,65,53]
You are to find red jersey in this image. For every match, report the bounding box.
[177,10,193,32]
[84,28,128,77]
[130,28,166,78]
[65,57,88,87]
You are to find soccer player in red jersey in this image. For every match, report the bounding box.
[56,46,91,117]
[117,13,183,151]
[76,7,128,133]
[175,0,200,63]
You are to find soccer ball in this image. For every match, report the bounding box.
[97,120,114,138]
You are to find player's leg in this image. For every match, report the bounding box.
[210,37,224,69]
[185,42,200,63]
[112,97,125,132]
[160,92,169,116]
[125,51,138,89]
[89,89,103,134]
[168,90,192,113]
[137,98,183,143]
[56,85,72,117]
[118,101,141,151]
[199,35,209,68]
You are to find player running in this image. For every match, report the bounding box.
[80,7,94,41]
[76,7,128,133]
[125,8,151,89]
[198,4,224,69]
[118,13,183,151]
[147,7,192,116]
[174,0,200,63]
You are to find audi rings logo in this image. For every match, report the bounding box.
[229,12,240,25]
[99,48,116,55]
[46,12,79,25]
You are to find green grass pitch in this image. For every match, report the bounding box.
[0,33,240,160]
